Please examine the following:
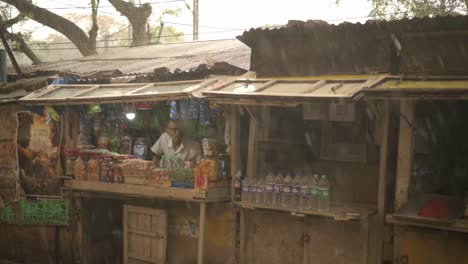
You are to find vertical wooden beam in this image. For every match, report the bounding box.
[393,100,415,262]
[229,105,242,264]
[246,107,259,179]
[395,101,415,210]
[375,100,391,264]
[198,202,207,264]
[123,204,128,264]
[230,105,241,200]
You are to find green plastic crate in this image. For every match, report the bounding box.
[0,204,17,223]
[20,198,69,226]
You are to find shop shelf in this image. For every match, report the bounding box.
[65,180,230,202]
[234,201,376,221]
[386,214,468,233]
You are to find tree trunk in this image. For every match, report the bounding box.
[108,0,152,46]
[89,0,100,51]
[1,0,97,56]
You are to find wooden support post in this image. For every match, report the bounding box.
[246,107,259,179]
[395,101,415,210]
[198,202,207,264]
[393,100,415,261]
[375,100,391,264]
[230,105,241,200]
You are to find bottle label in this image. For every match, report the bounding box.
[292,186,300,194]
[283,186,291,193]
[318,187,329,198]
[311,187,318,197]
[242,186,249,192]
[250,186,257,193]
[265,184,273,192]
[274,185,282,193]
[234,181,241,188]
[257,187,264,193]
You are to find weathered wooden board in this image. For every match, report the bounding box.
[124,205,168,264]
[305,216,371,264]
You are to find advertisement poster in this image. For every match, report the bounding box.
[17,111,62,195]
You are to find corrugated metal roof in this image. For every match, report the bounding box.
[24,39,251,76]
[238,15,468,77]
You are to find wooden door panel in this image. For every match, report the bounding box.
[124,205,167,264]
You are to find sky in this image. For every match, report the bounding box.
[23,0,373,42]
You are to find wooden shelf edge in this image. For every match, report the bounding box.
[234,201,376,221]
[386,214,468,233]
[65,180,229,202]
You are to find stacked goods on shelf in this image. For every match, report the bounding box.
[170,168,195,188]
[74,153,87,180]
[120,159,153,185]
[147,168,171,187]
[87,155,101,182]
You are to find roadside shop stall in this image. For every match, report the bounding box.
[17,79,233,264]
[364,76,468,264]
[203,76,387,263]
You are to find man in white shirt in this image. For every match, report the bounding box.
[151,120,203,166]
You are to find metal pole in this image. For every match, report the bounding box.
[0,49,7,83]
[197,202,206,264]
[193,0,199,41]
[0,29,23,78]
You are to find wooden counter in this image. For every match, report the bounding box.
[64,180,230,202]
[235,201,376,221]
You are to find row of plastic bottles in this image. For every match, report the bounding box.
[241,172,330,211]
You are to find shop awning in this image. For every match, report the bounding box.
[363,76,468,100]
[19,79,220,105]
[202,76,383,105]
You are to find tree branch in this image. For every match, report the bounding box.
[1,14,25,28]
[0,0,97,56]
[3,31,42,65]
[108,0,152,46]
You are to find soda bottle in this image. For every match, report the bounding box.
[250,177,258,204]
[264,172,275,206]
[309,174,319,210]
[281,173,293,208]
[318,175,330,211]
[300,174,311,210]
[241,177,250,203]
[256,177,265,205]
[273,172,283,207]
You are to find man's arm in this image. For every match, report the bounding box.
[152,154,162,167]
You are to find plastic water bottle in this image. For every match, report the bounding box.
[318,175,330,211]
[250,178,258,203]
[241,177,250,202]
[264,172,275,206]
[282,173,293,208]
[291,175,302,209]
[309,174,319,210]
[170,101,178,120]
[256,177,265,205]
[273,173,283,207]
[299,174,311,210]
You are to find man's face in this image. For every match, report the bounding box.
[166,121,182,143]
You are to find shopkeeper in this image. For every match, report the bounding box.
[151,120,203,166]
